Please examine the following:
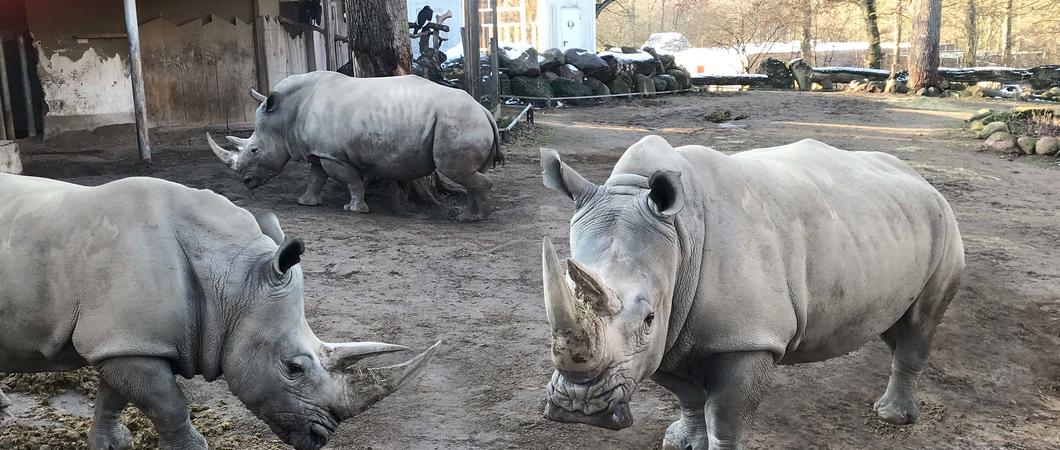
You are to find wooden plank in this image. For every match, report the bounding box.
[16,35,36,137]
[691,74,771,87]
[235,17,257,123]
[179,18,209,126]
[0,38,12,139]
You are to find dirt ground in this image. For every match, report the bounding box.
[2,90,1059,450]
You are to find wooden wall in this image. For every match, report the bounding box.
[140,16,257,128]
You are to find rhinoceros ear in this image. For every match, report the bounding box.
[647,170,685,218]
[272,237,304,276]
[255,212,285,245]
[264,93,279,113]
[541,148,595,203]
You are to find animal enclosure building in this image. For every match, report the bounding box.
[0,0,354,139]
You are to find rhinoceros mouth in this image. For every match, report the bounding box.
[543,370,635,430]
[263,412,337,450]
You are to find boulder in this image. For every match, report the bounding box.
[0,140,22,175]
[500,46,540,77]
[584,78,610,96]
[600,54,620,83]
[978,121,1009,139]
[607,73,633,94]
[441,56,465,81]
[542,71,559,80]
[499,73,512,96]
[969,121,985,131]
[657,74,678,91]
[563,48,610,81]
[651,76,668,92]
[510,76,553,104]
[980,132,1017,152]
[1017,136,1038,154]
[757,58,794,89]
[789,59,812,91]
[635,73,657,97]
[540,48,565,72]
[620,46,640,54]
[969,108,993,122]
[1035,136,1059,155]
[666,69,691,90]
[659,54,676,71]
[550,78,593,105]
[558,64,585,83]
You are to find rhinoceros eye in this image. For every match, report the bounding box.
[644,312,655,327]
[286,361,305,376]
[250,147,259,154]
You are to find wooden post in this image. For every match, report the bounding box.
[463,0,481,99]
[0,37,12,139]
[345,1,354,68]
[252,0,270,90]
[122,0,151,162]
[304,27,318,71]
[322,0,337,70]
[15,35,35,137]
[489,0,499,109]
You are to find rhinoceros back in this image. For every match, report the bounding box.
[0,174,263,374]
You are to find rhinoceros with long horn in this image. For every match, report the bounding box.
[0,173,439,450]
[538,136,964,449]
[207,71,502,221]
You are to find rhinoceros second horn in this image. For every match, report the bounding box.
[542,237,605,374]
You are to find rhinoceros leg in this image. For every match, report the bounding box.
[701,351,777,450]
[97,357,206,450]
[445,171,493,221]
[297,160,328,206]
[320,159,370,213]
[874,264,959,426]
[89,381,134,450]
[652,372,708,450]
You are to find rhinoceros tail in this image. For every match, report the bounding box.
[480,107,504,173]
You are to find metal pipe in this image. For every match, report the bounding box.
[122,0,151,162]
[15,35,35,137]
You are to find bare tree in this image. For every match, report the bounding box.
[713,0,794,72]
[963,0,976,66]
[890,0,904,73]
[349,0,412,77]
[859,0,883,68]
[597,0,620,16]
[907,0,941,90]
[1000,0,1014,65]
[801,0,814,62]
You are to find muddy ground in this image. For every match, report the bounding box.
[2,90,1059,449]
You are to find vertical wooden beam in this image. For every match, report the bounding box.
[15,35,35,137]
[345,0,354,68]
[322,0,336,70]
[489,0,499,109]
[304,27,318,71]
[253,0,270,91]
[0,38,12,139]
[463,0,481,99]
[122,0,151,162]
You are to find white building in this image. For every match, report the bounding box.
[536,0,595,50]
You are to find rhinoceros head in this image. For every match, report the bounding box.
[223,213,439,450]
[538,146,685,430]
[206,89,292,189]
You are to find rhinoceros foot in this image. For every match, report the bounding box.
[456,210,490,222]
[662,416,708,450]
[297,192,323,206]
[157,424,207,450]
[343,200,370,213]
[873,396,919,425]
[89,422,134,450]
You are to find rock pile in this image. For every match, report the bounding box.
[490,45,691,105]
[968,106,1060,156]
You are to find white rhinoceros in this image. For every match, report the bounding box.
[207,71,503,221]
[539,136,964,449]
[0,173,438,450]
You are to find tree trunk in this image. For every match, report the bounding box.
[860,0,883,69]
[907,0,941,90]
[963,0,976,66]
[349,0,440,206]
[800,0,813,62]
[349,0,412,77]
[890,1,903,74]
[1001,0,1014,66]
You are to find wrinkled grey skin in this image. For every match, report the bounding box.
[539,136,964,449]
[0,173,439,450]
[207,71,503,221]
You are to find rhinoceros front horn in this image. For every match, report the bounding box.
[338,341,440,417]
[206,133,239,171]
[542,237,606,375]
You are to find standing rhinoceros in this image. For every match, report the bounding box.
[538,136,964,449]
[0,173,439,450]
[207,71,503,221]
